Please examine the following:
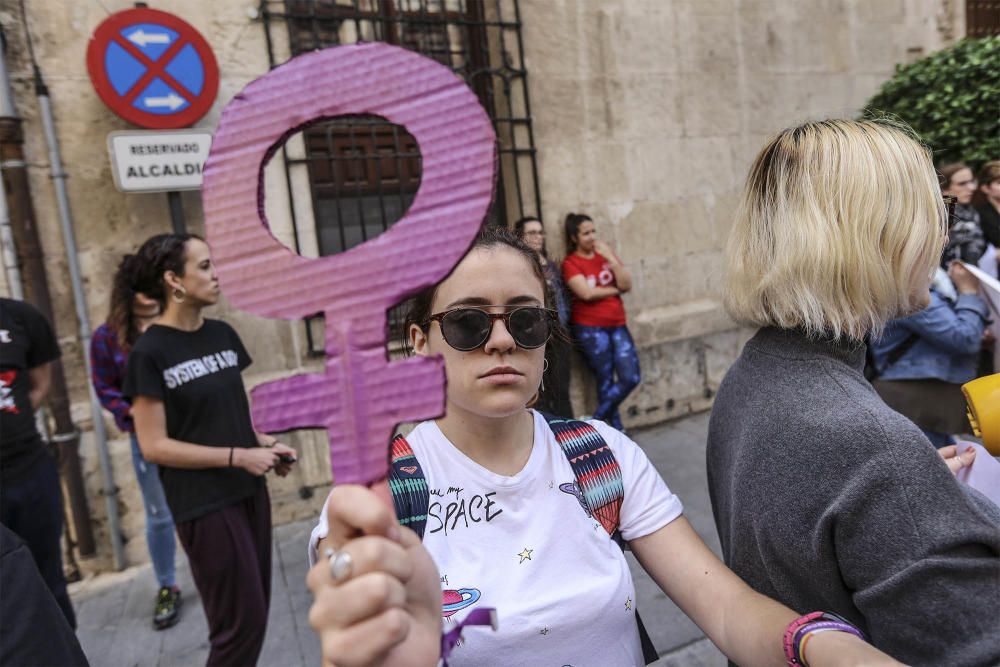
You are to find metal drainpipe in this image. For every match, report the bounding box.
[0,27,96,557]
[32,63,125,569]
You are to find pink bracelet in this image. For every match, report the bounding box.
[783,612,824,665]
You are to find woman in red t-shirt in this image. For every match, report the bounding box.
[561,213,640,431]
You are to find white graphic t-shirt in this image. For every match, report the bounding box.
[311,410,683,666]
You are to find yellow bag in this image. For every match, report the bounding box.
[962,373,1000,455]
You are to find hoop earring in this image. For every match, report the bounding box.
[541,357,549,392]
[171,286,187,304]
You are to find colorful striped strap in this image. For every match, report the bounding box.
[544,415,623,537]
[388,433,429,538]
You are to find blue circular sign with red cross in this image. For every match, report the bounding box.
[86,7,219,129]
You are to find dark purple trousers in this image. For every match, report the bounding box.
[176,484,271,667]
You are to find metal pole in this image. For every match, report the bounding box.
[34,68,125,570]
[167,190,185,233]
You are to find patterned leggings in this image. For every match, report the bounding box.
[573,324,641,431]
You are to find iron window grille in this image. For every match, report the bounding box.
[260,0,543,356]
[966,0,1000,36]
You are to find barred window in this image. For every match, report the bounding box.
[261,1,542,354]
[966,0,1000,36]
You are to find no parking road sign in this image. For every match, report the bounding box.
[86,7,219,129]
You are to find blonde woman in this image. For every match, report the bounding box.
[709,119,1000,666]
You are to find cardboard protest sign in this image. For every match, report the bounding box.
[202,43,496,484]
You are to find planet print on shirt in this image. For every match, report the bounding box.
[559,482,592,518]
[442,588,481,618]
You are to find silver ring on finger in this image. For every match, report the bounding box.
[325,547,354,583]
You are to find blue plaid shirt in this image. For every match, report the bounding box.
[89,323,133,433]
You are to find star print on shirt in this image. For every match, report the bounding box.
[518,547,533,563]
[540,627,550,635]
[440,574,449,586]
[625,596,632,611]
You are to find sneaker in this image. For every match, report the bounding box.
[153,586,182,630]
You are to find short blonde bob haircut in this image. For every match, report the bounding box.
[724,118,947,341]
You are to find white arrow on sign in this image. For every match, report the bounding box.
[143,93,185,110]
[127,29,172,47]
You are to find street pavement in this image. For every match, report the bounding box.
[71,411,726,666]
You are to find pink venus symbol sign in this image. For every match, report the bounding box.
[201,43,496,484]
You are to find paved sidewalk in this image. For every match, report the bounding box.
[71,411,725,666]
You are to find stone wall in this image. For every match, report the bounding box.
[522,0,963,424]
[0,0,963,571]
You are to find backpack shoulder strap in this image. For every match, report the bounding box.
[543,413,623,537]
[543,414,659,665]
[388,433,429,540]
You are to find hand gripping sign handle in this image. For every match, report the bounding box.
[202,43,496,485]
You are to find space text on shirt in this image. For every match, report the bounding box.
[427,489,503,535]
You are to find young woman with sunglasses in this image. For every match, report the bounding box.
[562,213,640,431]
[305,228,897,667]
[124,233,297,666]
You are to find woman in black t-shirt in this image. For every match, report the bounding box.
[124,233,297,667]
[0,298,76,630]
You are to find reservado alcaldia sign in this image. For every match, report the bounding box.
[107,129,212,193]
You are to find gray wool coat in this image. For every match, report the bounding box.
[707,327,1000,667]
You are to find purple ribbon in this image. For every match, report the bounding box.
[440,607,497,665]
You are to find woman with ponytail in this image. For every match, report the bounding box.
[123,233,297,666]
[562,213,640,431]
[90,254,181,629]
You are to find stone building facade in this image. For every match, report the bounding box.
[0,0,964,572]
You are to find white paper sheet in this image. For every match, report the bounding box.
[963,261,1000,299]
[954,441,1000,508]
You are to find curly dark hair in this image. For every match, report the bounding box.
[132,233,202,307]
[105,254,144,349]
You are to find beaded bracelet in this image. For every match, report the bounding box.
[783,612,824,665]
[783,612,867,667]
